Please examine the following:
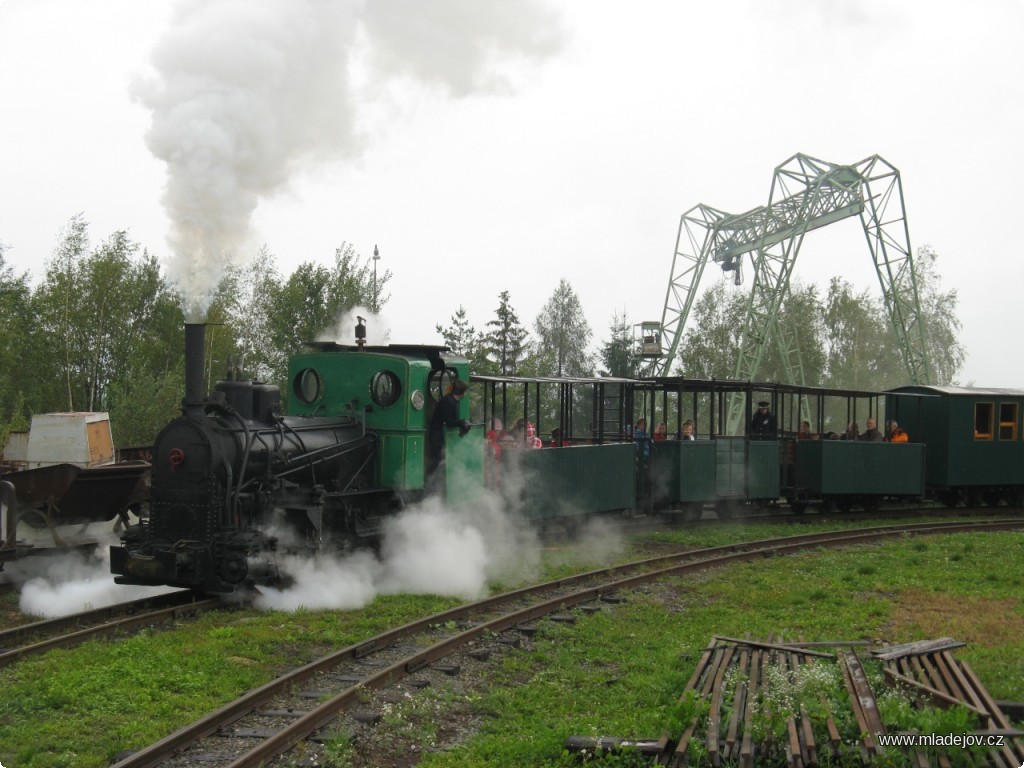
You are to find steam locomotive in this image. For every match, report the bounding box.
[110,322,480,593]
[112,322,1024,595]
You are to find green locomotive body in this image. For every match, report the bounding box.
[288,341,482,503]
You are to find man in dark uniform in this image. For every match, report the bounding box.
[750,400,777,438]
[427,379,471,488]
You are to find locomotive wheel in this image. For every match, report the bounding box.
[937,490,960,508]
[836,499,852,513]
[862,497,880,514]
[819,498,834,514]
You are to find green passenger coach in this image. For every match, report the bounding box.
[886,385,1024,507]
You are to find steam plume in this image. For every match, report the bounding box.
[137,0,562,319]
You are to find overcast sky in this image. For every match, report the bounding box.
[1,0,1022,386]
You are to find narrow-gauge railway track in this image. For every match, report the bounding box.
[110,519,1024,768]
[651,503,1024,526]
[0,589,220,667]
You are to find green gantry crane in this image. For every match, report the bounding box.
[649,153,932,433]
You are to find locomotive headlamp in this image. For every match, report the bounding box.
[410,390,425,411]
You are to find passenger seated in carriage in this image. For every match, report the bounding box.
[680,420,696,441]
[548,427,569,447]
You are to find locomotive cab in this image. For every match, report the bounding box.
[288,340,481,501]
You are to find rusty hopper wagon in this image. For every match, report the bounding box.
[1,412,149,567]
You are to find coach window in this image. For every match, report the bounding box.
[974,402,994,440]
[999,402,1018,441]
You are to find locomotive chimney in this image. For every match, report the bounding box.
[184,323,206,417]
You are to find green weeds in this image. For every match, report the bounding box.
[414,527,1024,767]
[0,593,458,768]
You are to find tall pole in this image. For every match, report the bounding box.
[372,243,379,312]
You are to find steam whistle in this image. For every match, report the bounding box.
[355,316,367,349]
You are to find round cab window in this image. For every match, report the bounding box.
[294,368,322,404]
[371,370,402,407]
[428,368,458,403]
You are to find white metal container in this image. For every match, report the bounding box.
[25,412,115,469]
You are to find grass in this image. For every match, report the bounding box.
[0,519,1021,767]
[410,527,1024,768]
[0,593,461,768]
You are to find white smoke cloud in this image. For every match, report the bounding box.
[18,546,177,618]
[255,489,541,611]
[254,549,383,611]
[545,515,625,569]
[378,493,541,597]
[316,305,392,347]
[251,456,627,614]
[136,0,360,319]
[10,474,619,617]
[359,0,563,97]
[137,0,563,320]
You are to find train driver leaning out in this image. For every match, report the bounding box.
[427,379,471,482]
